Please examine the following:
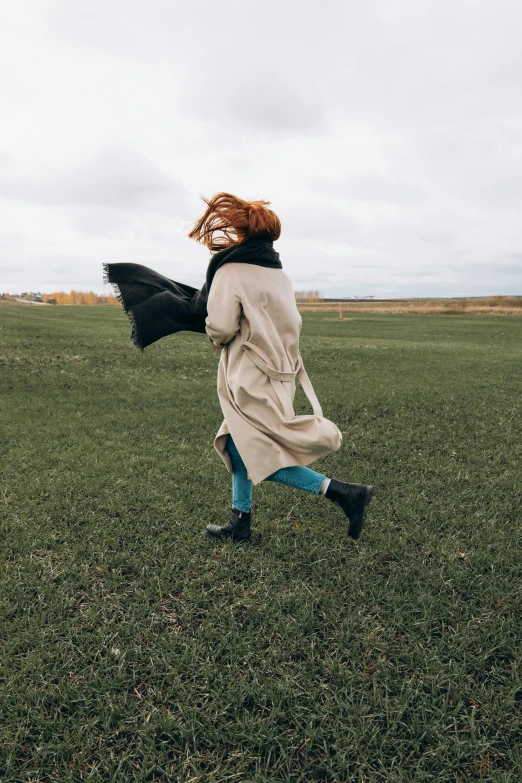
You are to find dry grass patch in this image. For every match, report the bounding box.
[298,296,522,315]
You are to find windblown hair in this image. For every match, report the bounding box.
[187,192,281,252]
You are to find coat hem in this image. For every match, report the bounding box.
[214,427,342,486]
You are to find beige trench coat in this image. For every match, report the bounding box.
[205,262,343,485]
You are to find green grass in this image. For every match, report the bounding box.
[1,304,521,782]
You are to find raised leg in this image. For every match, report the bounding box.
[265,464,329,495]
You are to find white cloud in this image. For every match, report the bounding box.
[2,147,189,211]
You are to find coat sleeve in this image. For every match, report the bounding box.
[205,265,242,349]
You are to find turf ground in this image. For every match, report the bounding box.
[1,304,521,782]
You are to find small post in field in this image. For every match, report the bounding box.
[339,303,343,320]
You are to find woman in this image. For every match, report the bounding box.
[187,193,374,542]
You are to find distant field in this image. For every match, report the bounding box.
[297,296,522,315]
[1,304,521,782]
[4,294,522,315]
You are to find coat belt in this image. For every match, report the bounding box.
[241,340,323,420]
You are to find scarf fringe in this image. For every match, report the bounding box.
[102,263,145,352]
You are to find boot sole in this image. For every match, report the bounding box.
[348,485,373,540]
[205,528,251,542]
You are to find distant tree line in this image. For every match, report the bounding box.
[41,291,120,305]
[4,289,325,304]
[1,291,120,305]
[294,289,324,302]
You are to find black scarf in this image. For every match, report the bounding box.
[103,236,282,350]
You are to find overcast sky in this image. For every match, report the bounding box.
[1,0,521,298]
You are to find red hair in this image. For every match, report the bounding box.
[187,192,281,252]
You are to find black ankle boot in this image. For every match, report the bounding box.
[206,509,252,541]
[324,477,373,540]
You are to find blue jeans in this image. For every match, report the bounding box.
[225,434,327,512]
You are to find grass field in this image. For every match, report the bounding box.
[1,304,521,782]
